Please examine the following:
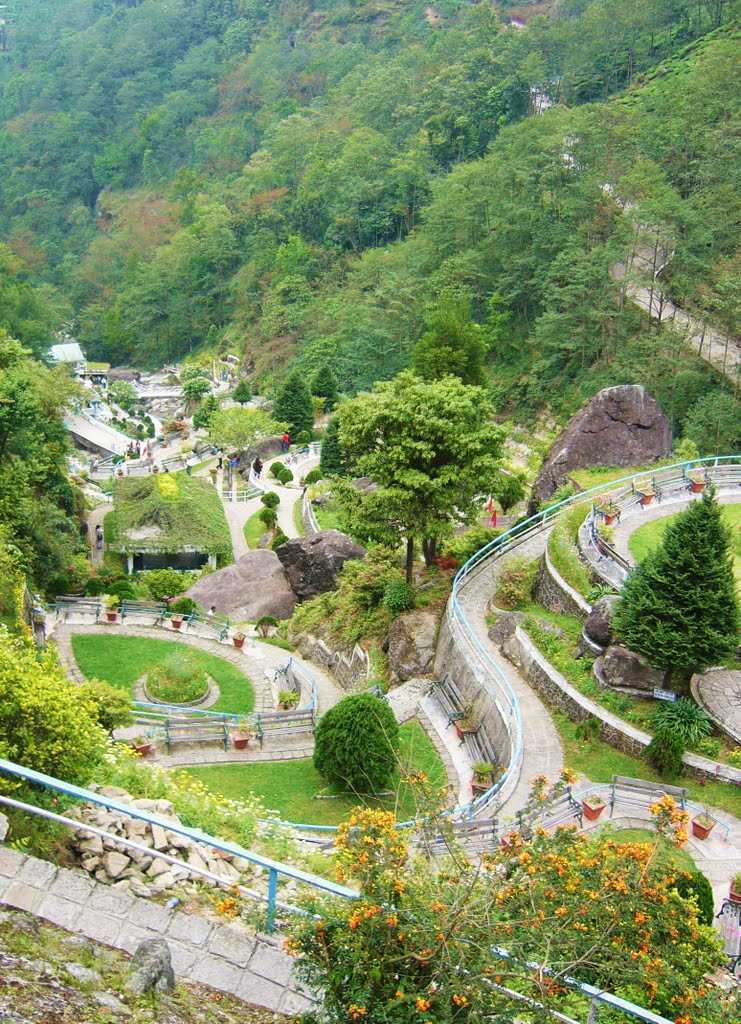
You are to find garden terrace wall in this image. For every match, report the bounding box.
[291,632,369,690]
[502,627,741,786]
[534,546,591,620]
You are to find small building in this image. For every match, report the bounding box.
[49,341,85,373]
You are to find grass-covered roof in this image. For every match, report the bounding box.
[108,472,231,558]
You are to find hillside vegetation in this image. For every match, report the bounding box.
[0,0,737,438]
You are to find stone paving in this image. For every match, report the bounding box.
[0,846,315,1015]
[692,668,741,746]
[611,490,741,563]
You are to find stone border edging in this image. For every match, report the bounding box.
[540,540,592,619]
[503,626,741,787]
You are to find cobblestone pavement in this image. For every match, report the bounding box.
[0,847,315,1015]
[693,668,741,747]
[455,532,565,815]
[611,490,741,563]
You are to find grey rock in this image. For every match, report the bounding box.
[94,991,130,1015]
[530,385,672,509]
[185,549,296,620]
[351,476,378,495]
[66,963,102,985]
[276,530,365,601]
[487,611,525,645]
[102,851,130,879]
[598,645,664,693]
[386,609,438,683]
[127,937,175,996]
[0,811,8,841]
[236,435,283,476]
[583,595,620,650]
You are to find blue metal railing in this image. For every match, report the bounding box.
[0,758,357,931]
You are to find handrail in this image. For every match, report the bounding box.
[0,757,357,932]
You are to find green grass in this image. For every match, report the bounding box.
[599,827,696,873]
[243,508,267,549]
[629,503,741,586]
[553,710,741,819]
[71,634,255,714]
[292,496,304,537]
[183,719,447,825]
[570,459,676,492]
[547,502,592,596]
[315,501,342,531]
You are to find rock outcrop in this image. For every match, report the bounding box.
[236,435,283,476]
[185,549,296,619]
[386,609,438,683]
[276,530,365,601]
[127,938,175,996]
[596,644,664,693]
[531,385,672,509]
[487,611,525,646]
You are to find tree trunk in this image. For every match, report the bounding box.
[405,537,415,585]
[422,537,438,566]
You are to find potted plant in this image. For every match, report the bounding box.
[103,594,120,623]
[472,762,495,795]
[691,810,716,840]
[582,793,607,821]
[279,689,299,710]
[232,631,246,649]
[232,719,253,750]
[256,615,279,638]
[596,496,620,526]
[688,469,706,493]
[635,479,655,506]
[169,596,195,631]
[131,736,152,757]
[730,872,741,904]
[455,712,479,741]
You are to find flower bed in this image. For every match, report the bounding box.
[146,651,209,704]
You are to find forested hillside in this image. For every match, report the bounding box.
[0,0,738,436]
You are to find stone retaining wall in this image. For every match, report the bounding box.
[292,631,369,690]
[501,627,741,786]
[0,846,313,1015]
[534,545,591,620]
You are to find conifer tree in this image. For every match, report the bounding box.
[311,364,338,411]
[232,379,252,405]
[274,370,314,438]
[320,415,345,476]
[613,490,739,684]
[192,394,219,430]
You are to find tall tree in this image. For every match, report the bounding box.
[411,290,487,385]
[232,379,252,405]
[613,490,739,684]
[207,407,281,452]
[192,393,219,430]
[311,364,338,412]
[273,370,314,438]
[338,372,505,582]
[320,415,346,477]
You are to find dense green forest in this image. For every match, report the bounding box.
[0,0,738,435]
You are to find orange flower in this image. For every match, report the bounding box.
[348,1005,366,1020]
[452,993,469,1006]
[415,997,431,1012]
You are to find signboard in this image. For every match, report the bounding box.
[652,688,677,702]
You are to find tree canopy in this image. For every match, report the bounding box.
[207,406,281,452]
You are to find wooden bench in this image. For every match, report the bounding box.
[429,674,468,727]
[609,775,687,816]
[463,725,498,770]
[164,716,229,752]
[54,597,102,621]
[120,601,167,626]
[255,708,315,748]
[515,787,583,838]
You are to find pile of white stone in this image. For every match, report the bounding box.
[67,785,253,899]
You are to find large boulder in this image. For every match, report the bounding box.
[186,549,296,619]
[386,609,438,684]
[276,530,365,601]
[582,595,619,650]
[127,938,175,996]
[236,435,284,476]
[596,644,664,693]
[530,386,672,509]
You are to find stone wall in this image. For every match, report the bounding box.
[502,627,741,786]
[292,632,369,690]
[533,547,591,621]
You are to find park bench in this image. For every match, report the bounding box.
[463,724,499,770]
[164,715,230,752]
[429,674,468,727]
[54,596,102,621]
[609,775,687,816]
[120,600,167,626]
[254,708,315,748]
[514,786,583,839]
[427,815,499,855]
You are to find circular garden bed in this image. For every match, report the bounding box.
[145,651,210,706]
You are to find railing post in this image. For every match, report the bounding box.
[266,867,278,933]
[586,996,599,1024]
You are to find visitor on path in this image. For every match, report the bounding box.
[207,605,216,624]
[95,524,103,550]
[281,431,290,453]
[217,454,224,470]
[253,456,263,478]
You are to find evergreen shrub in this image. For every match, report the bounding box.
[494,555,537,609]
[259,506,277,529]
[147,652,208,704]
[314,693,399,794]
[170,596,196,616]
[303,467,323,485]
[260,491,280,509]
[271,528,289,550]
[646,730,684,777]
[82,680,134,734]
[674,870,714,925]
[382,580,415,614]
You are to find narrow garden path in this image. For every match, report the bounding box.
[85,503,109,567]
[611,491,740,564]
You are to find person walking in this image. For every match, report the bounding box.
[281,431,290,453]
[252,456,263,478]
[95,524,103,551]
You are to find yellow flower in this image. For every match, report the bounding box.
[415,997,431,1012]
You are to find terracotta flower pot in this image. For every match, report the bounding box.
[472,779,490,796]
[689,479,705,493]
[106,611,118,623]
[603,512,617,526]
[171,617,182,630]
[691,817,715,840]
[133,742,152,757]
[582,800,606,821]
[729,882,741,905]
[639,493,654,506]
[232,636,245,649]
[232,733,250,750]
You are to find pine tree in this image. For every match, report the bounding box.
[311,364,338,411]
[613,490,739,684]
[232,379,252,405]
[192,394,219,430]
[274,370,314,438]
[320,415,345,476]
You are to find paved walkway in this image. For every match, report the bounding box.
[0,847,314,1015]
[611,491,741,563]
[454,532,565,815]
[85,503,109,567]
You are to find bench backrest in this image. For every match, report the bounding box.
[258,709,314,725]
[166,720,228,733]
[611,775,687,803]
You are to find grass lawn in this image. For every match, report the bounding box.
[71,634,255,714]
[243,508,267,549]
[547,502,592,596]
[629,502,741,586]
[315,501,342,531]
[598,827,696,873]
[553,710,741,819]
[570,459,676,493]
[183,719,447,825]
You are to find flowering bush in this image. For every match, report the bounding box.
[288,774,726,1023]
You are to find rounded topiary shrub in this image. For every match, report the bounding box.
[269,461,284,480]
[313,693,399,795]
[261,491,280,509]
[279,465,294,484]
[673,870,714,926]
[259,506,277,529]
[382,579,415,614]
[303,467,322,486]
[147,652,208,705]
[170,596,196,616]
